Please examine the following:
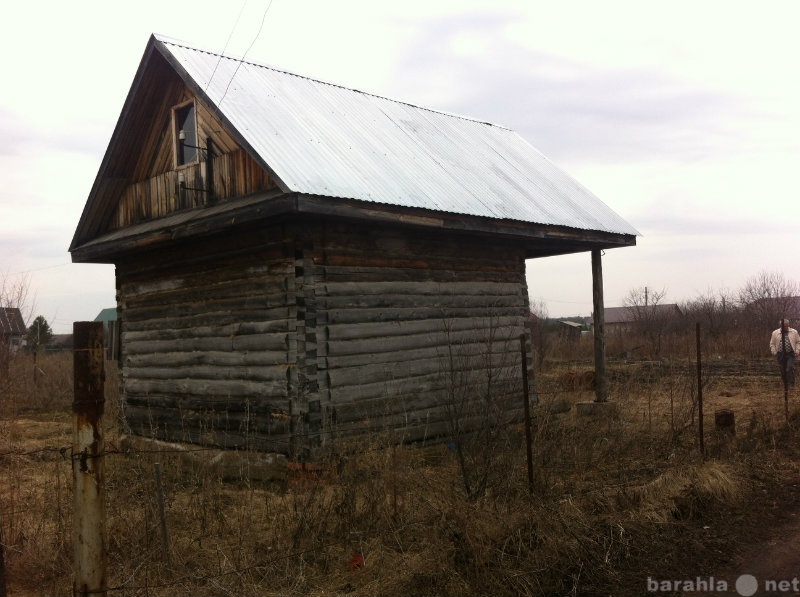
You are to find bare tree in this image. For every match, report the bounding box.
[680,288,739,337]
[438,312,521,501]
[528,298,550,369]
[623,286,672,356]
[0,271,35,378]
[0,271,35,324]
[739,270,799,332]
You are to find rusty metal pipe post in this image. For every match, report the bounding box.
[520,334,534,495]
[72,322,107,597]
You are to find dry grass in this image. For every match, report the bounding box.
[1,349,799,596]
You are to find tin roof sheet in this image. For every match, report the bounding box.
[155,34,638,236]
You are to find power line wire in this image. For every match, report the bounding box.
[205,0,249,93]
[219,0,275,106]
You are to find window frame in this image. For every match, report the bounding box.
[173,100,199,168]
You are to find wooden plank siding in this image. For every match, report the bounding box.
[114,149,276,229]
[112,83,276,230]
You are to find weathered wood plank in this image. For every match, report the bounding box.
[324,338,522,376]
[125,313,295,334]
[123,277,289,306]
[324,315,523,341]
[124,394,290,413]
[114,147,277,229]
[322,281,523,297]
[329,388,523,429]
[324,305,526,325]
[125,349,287,368]
[125,378,288,397]
[124,333,288,355]
[318,293,522,311]
[118,297,291,330]
[123,320,293,342]
[124,364,288,383]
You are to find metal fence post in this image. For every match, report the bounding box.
[73,321,107,597]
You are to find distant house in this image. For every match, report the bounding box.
[70,34,637,455]
[604,304,682,334]
[559,320,586,342]
[0,308,26,353]
[93,308,120,360]
[94,307,118,331]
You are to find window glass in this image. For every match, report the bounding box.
[176,103,197,165]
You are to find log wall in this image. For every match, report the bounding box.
[117,227,297,452]
[300,220,532,448]
[116,219,533,455]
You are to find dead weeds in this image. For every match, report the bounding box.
[2,353,800,595]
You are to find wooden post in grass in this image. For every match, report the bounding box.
[591,250,608,402]
[72,321,107,597]
[154,463,172,564]
[696,323,705,458]
[520,334,534,495]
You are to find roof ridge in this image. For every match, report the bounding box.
[152,33,510,130]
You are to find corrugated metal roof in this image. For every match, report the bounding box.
[155,34,638,236]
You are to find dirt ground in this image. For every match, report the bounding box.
[724,484,800,597]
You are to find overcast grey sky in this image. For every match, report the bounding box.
[2,0,799,333]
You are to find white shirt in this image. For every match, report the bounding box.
[770,327,800,355]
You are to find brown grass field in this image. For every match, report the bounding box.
[2,347,800,596]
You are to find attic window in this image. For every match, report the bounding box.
[175,102,197,166]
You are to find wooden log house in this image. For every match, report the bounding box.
[70,34,637,456]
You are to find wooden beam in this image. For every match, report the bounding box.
[591,249,608,402]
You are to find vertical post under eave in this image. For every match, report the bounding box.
[73,321,107,597]
[591,250,608,402]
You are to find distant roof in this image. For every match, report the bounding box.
[559,320,585,329]
[155,34,637,236]
[0,308,26,336]
[94,308,117,325]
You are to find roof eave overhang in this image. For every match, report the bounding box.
[70,191,637,264]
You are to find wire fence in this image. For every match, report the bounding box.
[0,325,795,596]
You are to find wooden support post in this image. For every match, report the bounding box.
[154,463,172,564]
[73,321,107,597]
[591,250,608,402]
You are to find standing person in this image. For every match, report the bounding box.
[770,319,800,386]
